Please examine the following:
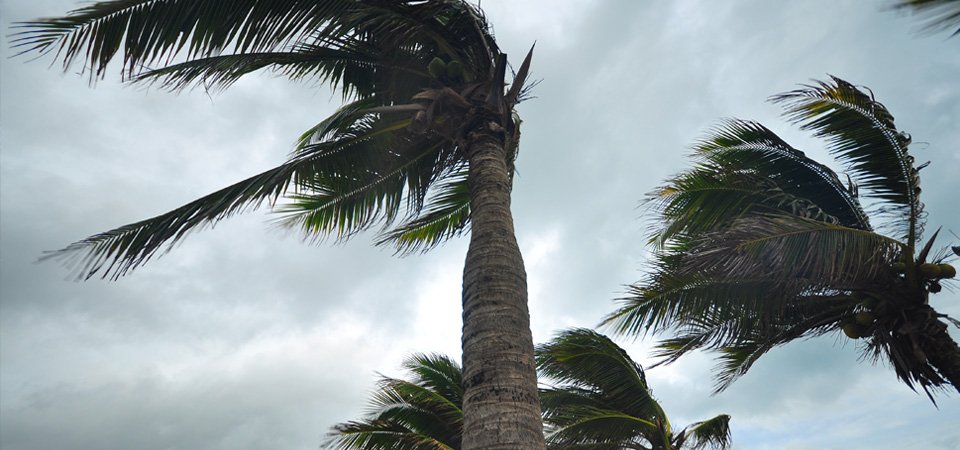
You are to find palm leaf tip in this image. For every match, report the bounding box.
[891,0,960,37]
[682,414,732,450]
[770,76,922,244]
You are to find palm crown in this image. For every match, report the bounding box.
[537,329,732,450]
[13,0,531,279]
[603,77,960,398]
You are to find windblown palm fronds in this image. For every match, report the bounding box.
[537,328,732,450]
[604,77,960,399]
[325,354,463,450]
[13,0,534,280]
[891,0,960,37]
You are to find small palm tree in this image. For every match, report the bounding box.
[325,354,463,450]
[536,328,732,450]
[603,76,960,399]
[13,2,542,447]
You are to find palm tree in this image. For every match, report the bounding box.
[12,1,543,447]
[536,328,732,450]
[325,353,463,450]
[892,0,960,37]
[603,76,960,399]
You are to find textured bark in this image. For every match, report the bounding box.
[460,123,546,450]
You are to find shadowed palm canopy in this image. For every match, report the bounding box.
[536,329,732,450]
[603,77,960,399]
[325,353,463,450]
[12,0,534,280]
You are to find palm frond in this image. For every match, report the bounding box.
[656,296,850,392]
[679,414,731,450]
[542,407,660,450]
[277,129,457,243]
[771,76,922,245]
[686,214,904,287]
[40,144,325,280]
[11,0,355,78]
[133,44,397,94]
[12,0,499,104]
[694,119,871,230]
[538,329,734,450]
[891,0,960,37]
[536,329,663,419]
[376,175,471,254]
[325,353,462,450]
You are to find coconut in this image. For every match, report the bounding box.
[445,60,463,80]
[859,296,878,310]
[854,311,875,326]
[929,281,942,293]
[892,262,906,273]
[938,263,956,279]
[918,263,942,279]
[428,57,447,79]
[842,323,864,339]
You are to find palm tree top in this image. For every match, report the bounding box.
[13,0,535,280]
[604,76,960,399]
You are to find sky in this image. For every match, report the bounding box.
[1,1,959,449]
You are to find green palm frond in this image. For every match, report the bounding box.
[771,76,922,245]
[543,407,661,450]
[11,0,355,78]
[686,214,904,287]
[39,139,346,280]
[604,274,789,339]
[892,0,960,37]
[537,329,733,449]
[536,329,662,419]
[133,46,387,94]
[10,0,498,83]
[277,126,459,242]
[325,353,462,450]
[376,175,471,254]
[651,297,851,392]
[678,415,731,450]
[650,118,872,249]
[619,77,959,398]
[695,119,870,229]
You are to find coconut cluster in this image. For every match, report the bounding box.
[841,310,876,339]
[917,262,955,293]
[428,57,465,84]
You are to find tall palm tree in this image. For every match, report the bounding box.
[603,76,960,399]
[325,353,463,450]
[536,328,732,450]
[12,1,543,447]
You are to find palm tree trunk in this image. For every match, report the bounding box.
[460,123,546,450]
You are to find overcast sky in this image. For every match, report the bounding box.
[1,1,959,449]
